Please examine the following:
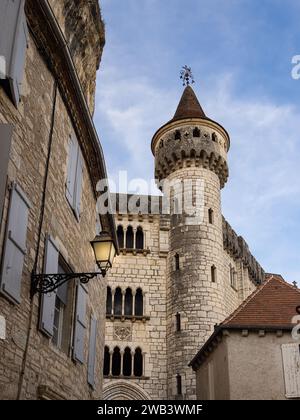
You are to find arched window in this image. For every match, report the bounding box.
[193,127,200,137]
[211,265,217,283]
[212,132,217,142]
[135,288,143,317]
[136,226,144,250]
[134,348,143,377]
[175,253,180,271]
[208,208,214,224]
[123,347,132,377]
[112,347,121,376]
[126,226,134,249]
[114,287,122,316]
[175,130,181,140]
[103,346,110,376]
[117,225,124,248]
[125,288,133,316]
[106,286,112,315]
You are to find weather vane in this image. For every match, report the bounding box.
[180,65,195,86]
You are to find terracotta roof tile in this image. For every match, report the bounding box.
[171,85,206,122]
[222,274,300,328]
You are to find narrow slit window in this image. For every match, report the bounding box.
[176,374,182,395]
[175,254,180,271]
[176,313,181,332]
[211,265,217,283]
[208,208,214,224]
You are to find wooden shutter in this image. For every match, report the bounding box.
[0,183,30,303]
[74,149,83,220]
[87,315,97,388]
[39,236,59,337]
[0,124,13,221]
[281,343,300,398]
[66,134,78,207]
[0,0,28,106]
[73,284,87,363]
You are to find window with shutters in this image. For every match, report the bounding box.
[51,257,73,354]
[281,343,300,398]
[73,283,88,363]
[0,0,28,106]
[0,183,31,304]
[65,132,83,221]
[0,124,13,221]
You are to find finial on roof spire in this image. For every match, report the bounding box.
[180,65,195,86]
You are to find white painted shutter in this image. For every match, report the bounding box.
[0,0,28,106]
[0,124,13,220]
[39,236,59,337]
[281,343,300,398]
[87,315,97,388]
[73,284,87,363]
[0,183,30,303]
[74,150,83,220]
[66,134,78,207]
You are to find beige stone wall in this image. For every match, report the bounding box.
[0,18,106,400]
[196,331,296,400]
[104,214,168,400]
[47,0,105,114]
[195,338,230,400]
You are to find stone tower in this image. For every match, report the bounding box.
[151,85,230,399]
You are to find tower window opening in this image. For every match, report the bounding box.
[103,346,110,376]
[176,312,181,332]
[112,347,121,376]
[117,225,124,248]
[114,287,122,316]
[176,374,182,395]
[175,253,180,271]
[135,288,144,317]
[136,226,144,250]
[208,208,214,224]
[126,225,134,249]
[193,127,200,137]
[106,286,112,315]
[134,348,143,377]
[175,130,181,140]
[212,132,217,142]
[211,265,217,283]
[125,288,133,316]
[123,347,132,377]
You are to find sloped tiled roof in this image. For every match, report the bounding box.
[222,274,300,328]
[171,85,206,122]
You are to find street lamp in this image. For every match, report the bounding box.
[31,231,116,296]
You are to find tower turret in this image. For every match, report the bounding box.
[151,85,230,399]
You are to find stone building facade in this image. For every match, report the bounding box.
[103,86,265,400]
[190,275,300,400]
[0,0,116,400]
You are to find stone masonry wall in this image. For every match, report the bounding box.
[0,26,106,400]
[104,214,168,400]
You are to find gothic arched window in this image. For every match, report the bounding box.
[136,227,144,250]
[134,348,143,377]
[117,225,124,248]
[114,287,122,316]
[112,347,121,376]
[103,346,110,376]
[135,288,144,317]
[126,226,134,249]
[175,130,181,140]
[193,127,200,137]
[123,347,132,377]
[125,288,133,316]
[106,286,112,315]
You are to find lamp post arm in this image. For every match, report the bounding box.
[31,272,103,296]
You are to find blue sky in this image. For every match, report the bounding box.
[94,0,300,284]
